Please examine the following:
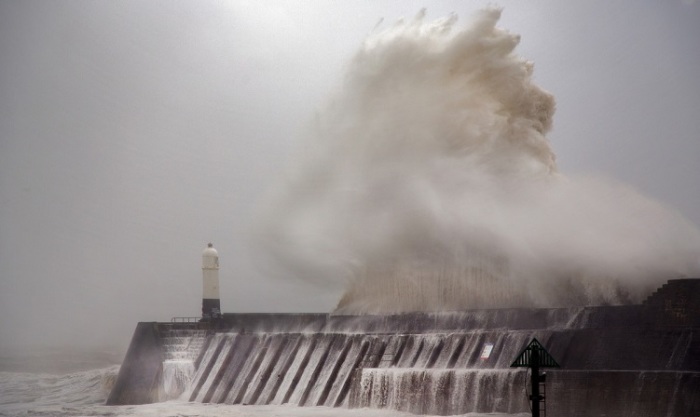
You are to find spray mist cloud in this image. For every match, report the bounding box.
[255,9,700,312]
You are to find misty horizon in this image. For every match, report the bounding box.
[1,1,700,353]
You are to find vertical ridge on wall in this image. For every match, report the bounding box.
[299,334,344,406]
[313,334,355,406]
[188,333,226,401]
[272,334,317,405]
[225,334,269,404]
[183,331,557,412]
[211,334,258,403]
[287,334,336,406]
[173,279,700,416]
[257,334,303,405]
[109,280,700,415]
[330,337,372,407]
[200,335,238,402]
[242,334,290,405]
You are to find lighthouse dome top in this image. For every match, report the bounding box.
[202,242,218,257]
[202,243,219,269]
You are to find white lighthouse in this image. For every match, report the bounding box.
[202,243,221,319]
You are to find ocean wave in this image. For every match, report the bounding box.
[0,366,528,417]
[0,365,119,416]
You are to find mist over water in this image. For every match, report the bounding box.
[257,9,700,312]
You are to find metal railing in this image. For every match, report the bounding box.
[170,316,201,323]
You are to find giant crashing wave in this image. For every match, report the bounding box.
[256,8,700,313]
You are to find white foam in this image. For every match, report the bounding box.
[0,367,526,417]
[162,360,195,400]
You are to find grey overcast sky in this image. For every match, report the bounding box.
[1,1,699,351]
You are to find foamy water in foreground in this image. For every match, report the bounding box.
[0,364,527,417]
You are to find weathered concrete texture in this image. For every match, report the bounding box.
[644,278,700,327]
[548,371,700,417]
[108,322,209,405]
[353,369,700,416]
[352,369,529,414]
[106,322,164,405]
[178,328,699,412]
[108,278,700,415]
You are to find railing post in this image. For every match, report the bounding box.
[530,344,540,417]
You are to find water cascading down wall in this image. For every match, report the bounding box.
[107,279,700,416]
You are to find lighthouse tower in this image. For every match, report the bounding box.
[202,243,221,319]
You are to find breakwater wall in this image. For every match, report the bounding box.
[107,279,700,416]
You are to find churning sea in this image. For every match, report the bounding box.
[0,348,527,417]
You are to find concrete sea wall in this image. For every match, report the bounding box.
[108,279,700,416]
[106,322,163,405]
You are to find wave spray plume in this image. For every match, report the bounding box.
[256,8,700,313]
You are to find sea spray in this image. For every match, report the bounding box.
[255,8,700,312]
[162,360,195,400]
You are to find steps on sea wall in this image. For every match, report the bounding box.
[643,278,700,327]
[185,331,542,407]
[181,325,698,411]
[157,324,209,400]
[107,322,210,404]
[352,369,529,415]
[109,279,700,416]
[353,369,700,416]
[158,326,208,361]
